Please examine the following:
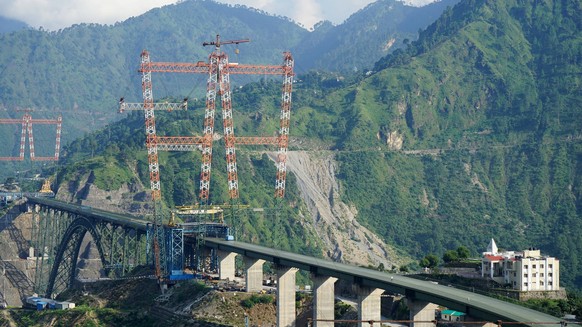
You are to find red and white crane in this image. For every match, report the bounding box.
[0,110,62,161]
[123,35,294,202]
[121,35,294,281]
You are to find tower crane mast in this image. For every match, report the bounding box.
[121,35,294,282]
[0,110,62,161]
[124,35,294,203]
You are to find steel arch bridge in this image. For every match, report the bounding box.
[28,199,148,297]
[23,197,565,327]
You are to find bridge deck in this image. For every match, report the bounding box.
[26,197,567,326]
[204,238,564,327]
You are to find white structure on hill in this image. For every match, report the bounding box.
[481,239,560,291]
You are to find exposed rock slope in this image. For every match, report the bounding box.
[283,151,407,268]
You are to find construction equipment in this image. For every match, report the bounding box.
[174,203,251,225]
[122,34,294,282]
[0,109,62,161]
[126,34,294,203]
[39,179,53,194]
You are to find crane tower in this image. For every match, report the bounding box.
[0,111,62,161]
[123,35,294,203]
[121,35,294,281]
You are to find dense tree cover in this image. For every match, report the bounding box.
[9,0,582,294]
[331,0,582,289]
[292,0,460,72]
[0,0,453,147]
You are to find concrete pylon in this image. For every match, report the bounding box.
[244,257,265,292]
[356,286,384,327]
[277,266,299,327]
[407,299,438,327]
[313,275,338,327]
[217,250,237,281]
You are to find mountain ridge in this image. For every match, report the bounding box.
[1,0,581,291]
[0,0,455,143]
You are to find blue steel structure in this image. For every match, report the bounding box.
[27,197,229,296]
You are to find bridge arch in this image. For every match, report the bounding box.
[45,216,107,297]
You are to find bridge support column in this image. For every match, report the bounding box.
[356,286,384,327]
[217,250,237,281]
[277,266,298,327]
[244,257,265,292]
[407,299,437,327]
[313,276,337,327]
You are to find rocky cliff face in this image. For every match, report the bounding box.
[55,171,152,216]
[0,205,38,307]
[282,151,407,269]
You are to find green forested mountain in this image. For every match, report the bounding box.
[293,0,460,72]
[320,0,582,288]
[3,0,582,291]
[0,0,453,144]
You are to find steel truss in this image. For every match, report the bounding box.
[30,204,147,297]
[125,38,294,202]
[0,113,62,161]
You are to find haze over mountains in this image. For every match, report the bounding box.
[1,0,581,291]
[0,16,28,33]
[0,0,442,31]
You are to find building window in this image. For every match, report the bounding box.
[513,281,517,286]
[541,264,544,269]
[514,272,516,277]
[540,273,544,277]
[533,264,537,269]
[524,273,528,278]
[524,265,529,269]
[549,264,553,269]
[533,273,537,277]
[549,273,553,277]
[524,282,528,286]
[549,281,553,286]
[540,281,544,286]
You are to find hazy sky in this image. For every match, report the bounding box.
[0,0,437,31]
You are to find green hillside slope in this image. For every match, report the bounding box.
[329,0,582,288]
[44,0,582,289]
[293,0,460,72]
[4,0,581,292]
[0,0,454,146]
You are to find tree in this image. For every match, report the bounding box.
[377,263,385,271]
[420,254,439,268]
[443,250,459,263]
[456,246,470,259]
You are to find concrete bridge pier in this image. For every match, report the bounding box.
[313,275,337,327]
[277,266,299,327]
[217,250,237,281]
[356,286,384,327]
[244,257,265,292]
[407,299,438,327]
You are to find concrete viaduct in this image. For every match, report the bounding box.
[26,197,564,327]
[204,238,564,327]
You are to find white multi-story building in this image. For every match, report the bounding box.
[481,239,559,291]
